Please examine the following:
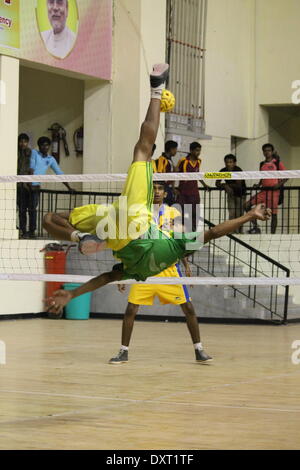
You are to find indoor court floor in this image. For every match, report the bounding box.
[0,318,299,450]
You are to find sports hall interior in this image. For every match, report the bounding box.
[0,0,300,450]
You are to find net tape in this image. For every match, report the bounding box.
[0,274,297,286]
[0,170,299,183]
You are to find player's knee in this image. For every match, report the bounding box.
[183,302,196,317]
[125,303,139,318]
[43,212,54,230]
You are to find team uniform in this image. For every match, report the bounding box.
[69,161,203,281]
[177,155,202,231]
[128,204,191,306]
[248,159,286,214]
[177,155,201,206]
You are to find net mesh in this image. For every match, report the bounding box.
[1,170,300,323]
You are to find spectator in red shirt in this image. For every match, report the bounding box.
[176,141,209,231]
[245,143,288,234]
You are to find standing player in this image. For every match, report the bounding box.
[44,64,272,316]
[109,181,212,364]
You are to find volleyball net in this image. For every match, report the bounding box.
[1,169,300,323]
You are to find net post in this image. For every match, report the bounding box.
[283,270,290,324]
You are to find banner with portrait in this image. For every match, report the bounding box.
[0,0,20,49]
[0,0,112,80]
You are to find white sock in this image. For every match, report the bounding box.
[70,231,81,242]
[120,345,129,351]
[151,83,164,100]
[70,231,91,242]
[194,342,203,351]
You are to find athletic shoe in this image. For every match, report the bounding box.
[109,349,128,365]
[195,349,213,363]
[21,232,30,239]
[150,63,169,88]
[78,234,104,255]
[248,227,261,234]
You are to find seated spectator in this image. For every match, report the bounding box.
[216,154,246,233]
[17,134,34,238]
[245,143,288,234]
[28,136,74,239]
[153,140,178,205]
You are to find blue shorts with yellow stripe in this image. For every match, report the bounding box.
[128,263,191,306]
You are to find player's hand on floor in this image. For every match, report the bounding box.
[45,290,73,315]
[252,204,272,221]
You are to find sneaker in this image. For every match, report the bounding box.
[20,231,29,239]
[78,234,104,255]
[195,349,213,363]
[109,349,128,365]
[248,227,261,234]
[150,63,169,88]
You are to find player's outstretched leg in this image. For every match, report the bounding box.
[133,64,169,163]
[43,211,106,255]
[109,302,139,364]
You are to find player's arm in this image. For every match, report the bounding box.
[204,204,271,243]
[182,257,192,277]
[45,270,123,315]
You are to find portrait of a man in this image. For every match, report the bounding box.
[41,0,78,59]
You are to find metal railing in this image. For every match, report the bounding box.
[34,186,300,237]
[190,219,290,324]
[199,186,300,234]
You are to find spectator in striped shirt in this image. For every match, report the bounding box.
[176,142,210,231]
[153,140,178,205]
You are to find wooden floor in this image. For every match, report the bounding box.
[0,318,299,450]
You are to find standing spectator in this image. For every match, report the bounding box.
[245,143,288,234]
[176,142,209,231]
[29,136,74,238]
[153,140,178,205]
[216,154,246,233]
[17,134,35,238]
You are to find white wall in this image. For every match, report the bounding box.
[256,0,300,106]
[202,0,255,171]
